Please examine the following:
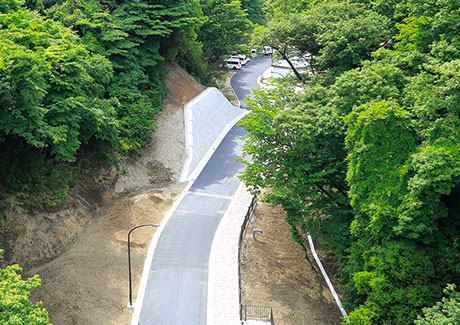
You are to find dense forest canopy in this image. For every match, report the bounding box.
[2,0,460,323]
[0,0,254,194]
[242,0,460,323]
[0,0,255,322]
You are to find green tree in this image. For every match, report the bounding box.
[0,9,118,163]
[241,0,265,25]
[239,82,354,257]
[0,249,50,324]
[251,13,317,82]
[240,2,460,324]
[415,284,460,325]
[45,0,204,154]
[307,1,390,75]
[252,1,390,81]
[262,0,310,19]
[198,0,251,62]
[0,0,23,13]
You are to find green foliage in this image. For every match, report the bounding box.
[306,1,390,74]
[239,83,353,255]
[262,0,311,19]
[241,0,265,25]
[0,9,119,162]
[0,264,50,324]
[415,284,460,324]
[253,1,391,77]
[251,12,317,80]
[0,0,24,13]
[1,0,210,195]
[0,143,77,207]
[345,101,416,237]
[239,1,460,324]
[45,0,204,155]
[198,0,252,62]
[349,241,442,324]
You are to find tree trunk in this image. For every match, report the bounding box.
[281,47,305,84]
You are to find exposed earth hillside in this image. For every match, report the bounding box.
[3,64,342,325]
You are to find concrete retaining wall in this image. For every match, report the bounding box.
[180,88,245,181]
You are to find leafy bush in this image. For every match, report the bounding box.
[415,284,460,325]
[0,250,50,324]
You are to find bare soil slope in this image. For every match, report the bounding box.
[241,200,343,324]
[23,64,205,324]
[114,63,206,194]
[29,183,185,325]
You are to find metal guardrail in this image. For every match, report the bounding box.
[241,304,275,325]
[238,195,257,319]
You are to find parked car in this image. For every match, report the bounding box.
[236,54,249,65]
[225,57,242,70]
[263,46,273,54]
[229,54,248,66]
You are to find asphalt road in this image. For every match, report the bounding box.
[137,56,272,324]
[230,55,272,109]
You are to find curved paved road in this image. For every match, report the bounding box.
[136,57,272,324]
[230,55,272,109]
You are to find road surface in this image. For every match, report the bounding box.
[230,55,272,109]
[137,56,272,324]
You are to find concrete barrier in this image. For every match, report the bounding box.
[179,88,246,182]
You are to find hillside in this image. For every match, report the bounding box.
[19,64,205,324]
[1,63,203,271]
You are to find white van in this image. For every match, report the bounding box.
[230,55,248,66]
[237,54,249,65]
[226,58,242,70]
[263,46,273,54]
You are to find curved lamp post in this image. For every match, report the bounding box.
[128,223,160,308]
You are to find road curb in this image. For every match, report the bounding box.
[207,182,253,325]
[229,71,241,108]
[131,112,247,325]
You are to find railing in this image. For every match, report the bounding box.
[238,195,257,319]
[241,304,275,325]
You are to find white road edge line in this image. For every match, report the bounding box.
[307,234,349,322]
[130,179,193,325]
[131,112,247,325]
[186,110,249,182]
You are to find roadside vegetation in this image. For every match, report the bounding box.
[3,0,460,324]
[241,0,460,324]
[0,0,261,199]
[0,0,262,322]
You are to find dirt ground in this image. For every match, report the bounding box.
[241,200,343,325]
[29,182,185,325]
[216,71,239,106]
[24,67,344,325]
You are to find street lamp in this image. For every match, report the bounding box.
[127,223,160,308]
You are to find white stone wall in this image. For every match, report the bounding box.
[180,88,245,181]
